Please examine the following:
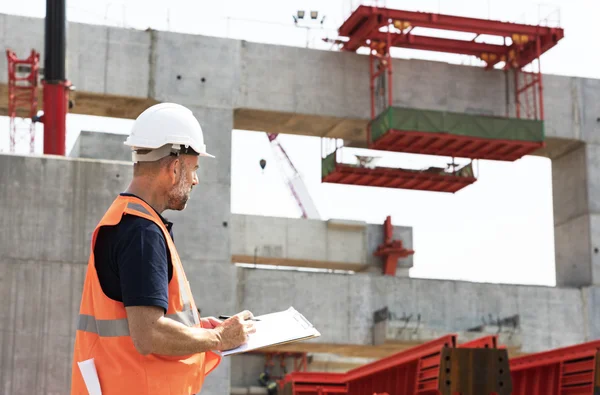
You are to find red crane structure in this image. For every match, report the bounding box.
[6,49,40,154]
[373,215,414,276]
[5,0,72,156]
[321,4,564,193]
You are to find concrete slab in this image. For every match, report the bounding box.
[66,23,111,94]
[184,260,236,318]
[189,106,233,185]
[236,267,586,354]
[231,214,413,272]
[201,356,232,395]
[154,31,241,108]
[0,14,44,84]
[230,354,267,387]
[105,27,152,98]
[69,130,131,162]
[0,154,131,263]
[166,182,231,263]
[552,144,588,227]
[554,215,591,287]
[0,259,86,395]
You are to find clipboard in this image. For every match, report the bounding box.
[221,307,320,356]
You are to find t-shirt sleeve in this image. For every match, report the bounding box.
[116,221,170,312]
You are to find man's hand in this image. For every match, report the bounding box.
[213,310,257,351]
[200,316,222,329]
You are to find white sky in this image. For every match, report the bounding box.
[1,0,597,286]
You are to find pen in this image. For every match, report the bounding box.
[218,315,261,322]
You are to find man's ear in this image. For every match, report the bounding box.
[168,157,181,183]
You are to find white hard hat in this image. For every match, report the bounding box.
[124,102,214,162]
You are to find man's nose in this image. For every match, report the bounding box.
[193,172,199,185]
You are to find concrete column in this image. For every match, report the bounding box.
[165,107,235,394]
[553,143,600,287]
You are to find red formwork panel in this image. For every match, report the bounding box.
[510,340,600,395]
[370,129,544,162]
[459,335,498,349]
[344,335,457,395]
[281,335,507,395]
[280,372,348,395]
[322,162,477,193]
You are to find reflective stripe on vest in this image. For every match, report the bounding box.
[126,202,152,217]
[77,303,198,337]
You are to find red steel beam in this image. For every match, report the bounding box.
[511,33,563,68]
[326,166,477,191]
[340,6,563,40]
[510,340,600,371]
[294,387,348,394]
[371,31,509,58]
[345,335,456,382]
[516,75,541,94]
[459,335,498,349]
[343,14,384,52]
[282,372,347,385]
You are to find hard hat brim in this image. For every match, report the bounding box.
[200,151,215,159]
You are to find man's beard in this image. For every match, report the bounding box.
[168,173,193,211]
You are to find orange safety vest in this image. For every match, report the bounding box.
[70,195,221,394]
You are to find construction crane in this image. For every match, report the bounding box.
[5,0,72,156]
[266,133,321,220]
[6,49,40,154]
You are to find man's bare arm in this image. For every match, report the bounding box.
[126,306,255,356]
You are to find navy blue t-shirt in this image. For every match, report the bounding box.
[94,193,173,312]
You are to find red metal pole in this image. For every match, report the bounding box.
[536,35,545,120]
[532,72,538,120]
[367,49,375,147]
[514,68,520,119]
[386,24,393,108]
[523,72,531,118]
[42,0,69,156]
[369,49,375,119]
[42,81,69,155]
[516,76,541,94]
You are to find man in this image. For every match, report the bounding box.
[71,103,255,394]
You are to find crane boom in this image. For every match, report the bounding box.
[267,133,320,220]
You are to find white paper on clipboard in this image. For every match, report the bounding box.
[221,307,320,356]
[77,358,103,395]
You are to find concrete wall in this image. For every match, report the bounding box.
[236,268,588,354]
[231,215,413,272]
[0,153,128,395]
[69,131,131,162]
[552,143,600,287]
